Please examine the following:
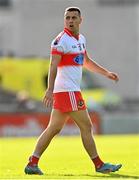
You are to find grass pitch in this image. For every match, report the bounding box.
[0,134,139,179]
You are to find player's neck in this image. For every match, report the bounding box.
[72,30,79,36]
[64,28,79,40]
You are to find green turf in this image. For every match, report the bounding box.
[0,134,139,179]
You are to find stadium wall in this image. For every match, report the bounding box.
[0,111,138,136]
[0,112,101,136]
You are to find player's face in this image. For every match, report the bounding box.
[64,11,82,33]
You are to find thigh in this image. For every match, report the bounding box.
[68,110,92,130]
[48,109,69,129]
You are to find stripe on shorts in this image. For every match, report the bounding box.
[69,92,78,111]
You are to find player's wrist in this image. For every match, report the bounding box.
[47,88,53,92]
[104,70,110,77]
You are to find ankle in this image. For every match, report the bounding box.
[28,155,39,166]
[92,156,104,169]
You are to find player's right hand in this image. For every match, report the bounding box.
[43,89,53,108]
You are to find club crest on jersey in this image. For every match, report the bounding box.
[74,54,84,65]
[77,43,82,51]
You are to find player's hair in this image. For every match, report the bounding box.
[65,7,81,16]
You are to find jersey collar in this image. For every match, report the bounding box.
[64,28,79,40]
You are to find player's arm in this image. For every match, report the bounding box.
[43,54,61,107]
[83,51,119,82]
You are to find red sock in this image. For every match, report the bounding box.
[28,155,39,166]
[92,156,104,169]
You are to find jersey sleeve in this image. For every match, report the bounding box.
[51,38,65,56]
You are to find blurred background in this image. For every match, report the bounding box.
[0,0,139,136]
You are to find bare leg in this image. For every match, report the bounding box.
[69,110,98,159]
[33,109,68,157]
[25,109,122,175]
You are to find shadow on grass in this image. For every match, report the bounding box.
[2,173,139,179]
[93,173,139,179]
[43,173,139,179]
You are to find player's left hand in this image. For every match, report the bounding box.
[106,71,119,82]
